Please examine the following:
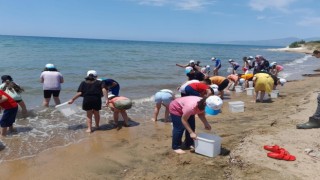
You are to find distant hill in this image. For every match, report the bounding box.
[216,37,320,47]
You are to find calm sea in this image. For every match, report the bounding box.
[0,35,318,161]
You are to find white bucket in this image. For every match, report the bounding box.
[248,81,253,88]
[246,87,254,96]
[55,102,80,117]
[195,133,221,158]
[270,90,279,99]
[228,101,244,113]
[234,86,243,93]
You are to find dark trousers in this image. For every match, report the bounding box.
[171,114,195,150]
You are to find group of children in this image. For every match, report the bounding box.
[0,64,133,136]
[153,55,286,154]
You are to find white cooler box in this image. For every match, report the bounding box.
[195,133,221,158]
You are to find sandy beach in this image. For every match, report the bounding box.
[0,69,320,179]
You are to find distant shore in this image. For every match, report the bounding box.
[269,46,314,54]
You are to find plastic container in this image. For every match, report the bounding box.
[270,90,279,99]
[228,101,244,113]
[246,87,254,96]
[248,81,253,88]
[195,133,221,158]
[55,102,80,117]
[205,106,220,116]
[234,86,243,93]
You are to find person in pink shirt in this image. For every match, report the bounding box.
[169,96,216,154]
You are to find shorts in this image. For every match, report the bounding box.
[43,90,60,98]
[215,65,221,69]
[218,79,229,91]
[82,96,102,111]
[0,107,18,127]
[234,65,240,70]
[154,91,174,106]
[184,85,201,96]
[114,99,132,110]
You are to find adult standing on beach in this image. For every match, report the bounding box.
[40,64,64,107]
[297,50,320,129]
[68,70,104,133]
[169,96,213,154]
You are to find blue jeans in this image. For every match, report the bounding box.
[171,114,195,150]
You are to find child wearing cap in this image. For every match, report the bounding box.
[68,70,104,133]
[107,94,132,127]
[228,59,240,74]
[153,89,175,122]
[169,96,215,154]
[40,64,64,107]
[0,75,27,115]
[0,90,18,136]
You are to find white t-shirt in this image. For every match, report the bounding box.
[40,71,63,90]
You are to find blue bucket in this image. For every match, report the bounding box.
[205,105,220,116]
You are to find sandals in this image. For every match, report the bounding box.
[264,145,296,161]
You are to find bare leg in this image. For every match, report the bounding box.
[220,90,224,100]
[86,110,93,133]
[153,103,161,121]
[260,91,265,102]
[164,105,170,122]
[1,127,7,137]
[93,110,100,129]
[254,91,259,103]
[120,110,129,126]
[43,98,50,107]
[18,101,27,114]
[113,110,119,126]
[53,97,61,106]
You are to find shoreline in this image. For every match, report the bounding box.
[1,74,320,179]
[269,46,315,54]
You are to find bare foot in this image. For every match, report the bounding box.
[174,149,186,154]
[151,118,157,122]
[85,129,92,133]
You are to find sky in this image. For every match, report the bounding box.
[0,0,319,43]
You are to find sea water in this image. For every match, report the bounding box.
[0,35,318,162]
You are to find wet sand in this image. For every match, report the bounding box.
[1,75,320,179]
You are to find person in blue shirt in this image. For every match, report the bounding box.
[211,57,221,76]
[99,78,120,96]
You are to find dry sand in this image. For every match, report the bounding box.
[1,75,320,179]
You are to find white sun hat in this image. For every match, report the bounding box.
[239,78,245,84]
[279,78,287,86]
[206,95,223,110]
[87,70,97,77]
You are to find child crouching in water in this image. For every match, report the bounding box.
[69,70,104,133]
[106,94,132,127]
